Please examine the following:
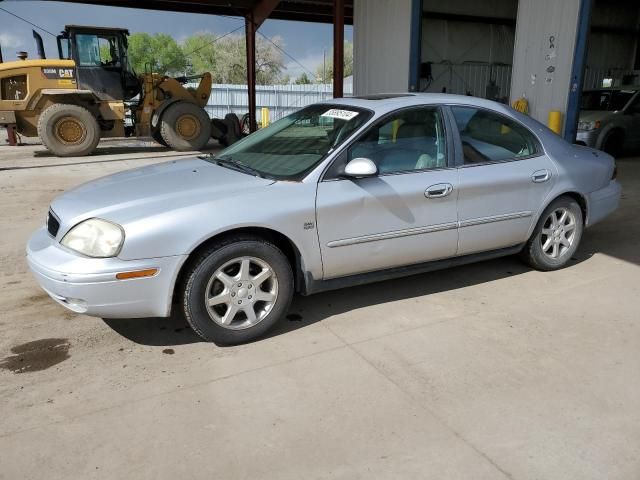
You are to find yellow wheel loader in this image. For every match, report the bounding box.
[0,25,219,156]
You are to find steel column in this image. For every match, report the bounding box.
[333,0,344,98]
[409,0,423,91]
[564,0,594,143]
[245,13,257,133]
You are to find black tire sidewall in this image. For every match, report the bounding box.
[38,104,100,157]
[602,131,623,158]
[183,240,294,344]
[160,101,212,151]
[526,197,584,271]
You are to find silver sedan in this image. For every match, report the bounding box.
[27,94,622,344]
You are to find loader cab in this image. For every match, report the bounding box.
[60,25,140,101]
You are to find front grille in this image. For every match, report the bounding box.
[47,210,60,238]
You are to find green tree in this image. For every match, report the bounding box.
[182,32,285,85]
[295,72,312,85]
[127,32,187,76]
[315,41,353,83]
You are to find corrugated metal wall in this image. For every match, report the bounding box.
[189,81,353,121]
[353,0,412,95]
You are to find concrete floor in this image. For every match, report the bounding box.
[1,140,639,479]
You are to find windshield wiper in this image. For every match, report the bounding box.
[211,156,263,178]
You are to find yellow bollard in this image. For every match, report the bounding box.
[548,111,562,135]
[261,107,270,128]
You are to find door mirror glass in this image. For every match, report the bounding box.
[343,158,378,178]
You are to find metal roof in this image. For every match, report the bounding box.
[52,0,354,24]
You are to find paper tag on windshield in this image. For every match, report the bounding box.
[321,109,359,121]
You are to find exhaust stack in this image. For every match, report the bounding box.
[33,30,46,59]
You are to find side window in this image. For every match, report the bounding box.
[451,106,540,165]
[1,75,27,100]
[76,34,120,67]
[348,107,447,174]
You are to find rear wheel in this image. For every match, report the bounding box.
[182,237,294,344]
[521,196,584,271]
[38,103,100,157]
[160,101,211,151]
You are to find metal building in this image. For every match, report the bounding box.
[353,0,640,142]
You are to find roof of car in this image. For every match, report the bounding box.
[325,93,514,114]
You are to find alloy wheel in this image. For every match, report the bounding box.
[540,207,577,259]
[204,256,278,330]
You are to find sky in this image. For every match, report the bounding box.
[0,0,352,78]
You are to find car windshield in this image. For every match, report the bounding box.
[581,90,635,111]
[210,104,372,179]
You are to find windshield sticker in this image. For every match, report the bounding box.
[321,109,359,121]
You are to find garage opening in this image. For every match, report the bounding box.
[577,0,640,155]
[419,0,518,103]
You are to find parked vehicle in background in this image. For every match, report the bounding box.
[27,94,621,344]
[577,87,640,156]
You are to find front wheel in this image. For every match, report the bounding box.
[521,196,584,271]
[182,238,294,344]
[160,101,212,151]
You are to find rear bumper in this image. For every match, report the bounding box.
[26,227,187,318]
[586,180,621,227]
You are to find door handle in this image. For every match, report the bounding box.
[532,169,551,183]
[425,183,453,198]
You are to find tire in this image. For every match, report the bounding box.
[37,103,100,157]
[152,129,168,147]
[601,130,624,158]
[160,101,212,151]
[520,196,584,271]
[182,237,294,344]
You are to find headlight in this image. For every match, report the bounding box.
[61,218,124,258]
[578,120,601,131]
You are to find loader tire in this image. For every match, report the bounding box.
[38,104,100,157]
[160,101,211,151]
[152,130,168,147]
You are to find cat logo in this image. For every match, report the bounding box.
[41,68,76,80]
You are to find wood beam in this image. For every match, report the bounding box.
[252,0,281,28]
[333,0,344,98]
[245,13,257,133]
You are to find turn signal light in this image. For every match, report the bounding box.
[116,268,158,280]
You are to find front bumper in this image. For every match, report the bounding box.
[586,180,622,227]
[26,227,187,318]
[576,129,599,148]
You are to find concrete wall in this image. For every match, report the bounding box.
[510,0,582,127]
[353,0,412,95]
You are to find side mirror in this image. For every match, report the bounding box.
[343,157,378,178]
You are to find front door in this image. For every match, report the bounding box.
[72,32,125,101]
[316,106,459,279]
[449,106,556,255]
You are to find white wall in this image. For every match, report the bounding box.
[353,0,412,95]
[510,0,582,127]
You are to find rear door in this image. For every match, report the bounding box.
[316,106,459,279]
[449,106,556,256]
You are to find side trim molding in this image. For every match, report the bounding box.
[459,211,532,228]
[327,211,532,248]
[327,222,458,248]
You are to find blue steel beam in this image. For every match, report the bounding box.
[565,0,594,142]
[408,0,423,92]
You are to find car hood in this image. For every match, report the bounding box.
[579,110,616,122]
[50,157,275,228]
